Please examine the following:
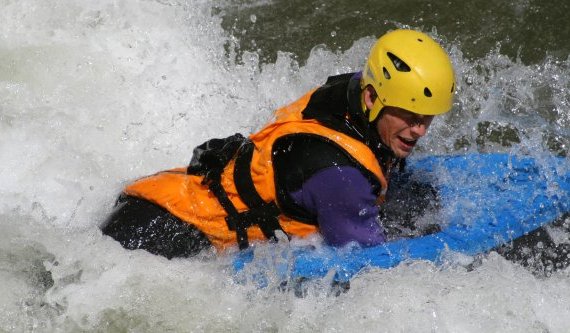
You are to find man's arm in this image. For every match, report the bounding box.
[289,166,386,246]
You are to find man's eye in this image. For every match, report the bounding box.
[405,115,419,123]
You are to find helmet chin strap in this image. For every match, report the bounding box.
[371,120,396,158]
[377,135,396,158]
[367,109,400,177]
[374,130,401,176]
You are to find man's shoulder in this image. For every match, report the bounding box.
[302,72,358,123]
[323,72,358,86]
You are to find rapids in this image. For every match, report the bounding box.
[1,0,569,331]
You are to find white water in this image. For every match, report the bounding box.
[1,0,570,331]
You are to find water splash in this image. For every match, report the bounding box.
[1,0,570,331]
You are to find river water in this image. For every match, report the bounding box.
[1,0,569,331]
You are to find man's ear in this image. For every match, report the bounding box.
[363,85,377,110]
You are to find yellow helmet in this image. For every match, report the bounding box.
[361,29,455,121]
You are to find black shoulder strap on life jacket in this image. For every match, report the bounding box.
[187,134,284,250]
[233,143,286,244]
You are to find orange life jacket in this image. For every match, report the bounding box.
[123,88,388,251]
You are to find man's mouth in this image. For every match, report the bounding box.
[398,136,417,149]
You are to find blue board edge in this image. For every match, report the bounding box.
[232,153,570,283]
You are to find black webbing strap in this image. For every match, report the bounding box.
[200,141,286,250]
[206,182,249,249]
[233,142,287,243]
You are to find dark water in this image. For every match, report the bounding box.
[216,0,570,157]
[218,0,570,65]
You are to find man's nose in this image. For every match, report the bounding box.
[410,123,428,138]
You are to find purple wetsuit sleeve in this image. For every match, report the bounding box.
[289,166,386,246]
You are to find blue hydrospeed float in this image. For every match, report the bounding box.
[233,153,570,284]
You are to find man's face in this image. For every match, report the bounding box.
[376,107,434,158]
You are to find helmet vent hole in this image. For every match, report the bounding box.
[417,38,423,42]
[451,83,455,93]
[383,67,391,79]
[387,52,410,72]
[424,87,432,97]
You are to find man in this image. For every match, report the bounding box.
[102,29,455,259]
